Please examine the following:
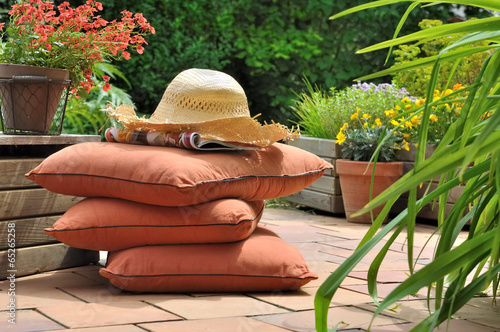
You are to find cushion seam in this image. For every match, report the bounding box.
[27,168,329,189]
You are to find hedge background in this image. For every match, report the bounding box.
[0,0,486,126]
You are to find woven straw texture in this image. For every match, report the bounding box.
[105,68,298,147]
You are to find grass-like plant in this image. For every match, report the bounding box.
[315,1,500,331]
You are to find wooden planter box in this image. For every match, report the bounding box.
[286,136,344,214]
[0,134,100,280]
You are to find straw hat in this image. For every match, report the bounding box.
[105,68,299,147]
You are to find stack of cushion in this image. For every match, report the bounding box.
[26,141,332,293]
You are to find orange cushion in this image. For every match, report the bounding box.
[99,226,317,293]
[44,198,264,251]
[25,142,331,206]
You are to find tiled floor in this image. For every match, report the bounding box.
[1,208,499,332]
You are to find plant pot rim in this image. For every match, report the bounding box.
[336,158,404,177]
[0,63,70,80]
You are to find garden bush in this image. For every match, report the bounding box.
[46,0,476,126]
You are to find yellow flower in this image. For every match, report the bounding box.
[402,133,410,140]
[445,89,453,95]
[335,131,346,145]
[340,122,349,132]
[404,140,410,151]
[363,122,368,128]
[411,115,420,126]
[405,121,413,129]
[350,112,359,120]
[393,143,401,150]
[390,119,399,126]
[385,109,396,118]
[362,113,371,120]
[375,118,382,127]
[401,97,411,103]
[429,114,438,122]
[395,105,401,110]
[415,98,425,107]
[405,104,412,110]
[453,83,463,90]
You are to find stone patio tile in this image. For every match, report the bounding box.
[456,300,500,329]
[254,307,407,331]
[322,239,389,251]
[45,325,144,332]
[291,242,348,261]
[59,283,189,304]
[140,317,291,332]
[370,316,500,332]
[0,309,64,332]
[348,270,411,284]
[266,224,345,243]
[330,288,379,306]
[249,287,316,311]
[0,283,86,310]
[341,283,401,299]
[38,301,180,328]
[147,294,288,320]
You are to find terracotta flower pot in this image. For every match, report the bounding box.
[0,63,70,134]
[336,159,404,223]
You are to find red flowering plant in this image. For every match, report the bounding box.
[0,0,155,96]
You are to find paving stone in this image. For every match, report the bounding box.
[139,317,291,331]
[266,224,345,243]
[38,301,180,328]
[45,325,145,332]
[0,309,64,332]
[254,307,407,331]
[59,283,188,304]
[147,294,288,320]
[249,287,317,311]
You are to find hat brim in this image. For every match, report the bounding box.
[106,105,299,147]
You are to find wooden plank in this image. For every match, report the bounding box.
[0,134,101,145]
[307,175,341,195]
[0,216,60,250]
[320,157,334,176]
[288,189,344,213]
[288,136,342,158]
[0,188,82,220]
[0,158,44,190]
[0,243,99,280]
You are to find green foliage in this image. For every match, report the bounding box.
[340,126,402,162]
[392,18,490,97]
[63,63,134,136]
[316,1,500,332]
[293,80,412,139]
[62,0,466,125]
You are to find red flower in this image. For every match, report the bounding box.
[1,0,155,94]
[103,82,111,92]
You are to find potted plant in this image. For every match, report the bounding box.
[0,0,155,134]
[289,81,412,214]
[335,108,405,223]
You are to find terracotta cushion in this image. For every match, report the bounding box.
[25,142,331,206]
[44,198,264,251]
[99,226,318,293]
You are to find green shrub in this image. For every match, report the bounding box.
[63,63,134,137]
[293,80,412,139]
[62,0,469,126]
[392,18,490,97]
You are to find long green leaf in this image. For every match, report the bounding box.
[356,45,498,81]
[329,0,500,21]
[371,230,496,319]
[358,17,500,54]
[359,135,500,214]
